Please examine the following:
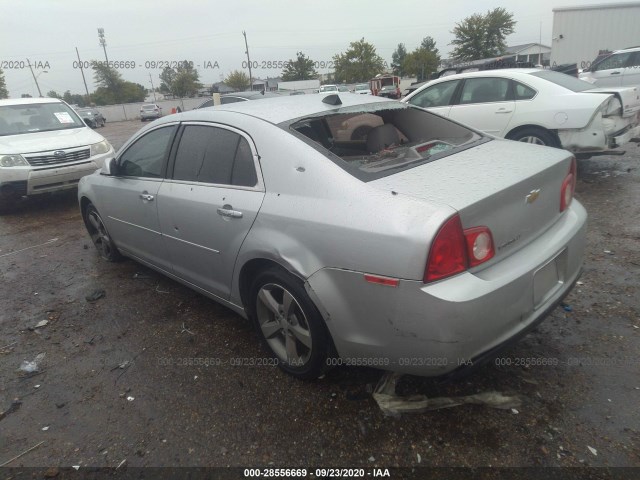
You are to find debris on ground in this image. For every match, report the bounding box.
[19,353,46,373]
[0,399,22,421]
[85,289,106,302]
[29,320,49,330]
[180,323,195,335]
[587,446,598,456]
[0,441,45,467]
[372,372,522,415]
[126,396,135,402]
[561,303,573,312]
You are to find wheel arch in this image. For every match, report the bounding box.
[505,124,561,146]
[237,257,305,312]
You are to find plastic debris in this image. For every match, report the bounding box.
[33,320,49,329]
[603,250,614,255]
[368,456,375,462]
[85,289,106,302]
[126,396,135,402]
[34,385,41,389]
[19,353,45,373]
[561,303,573,312]
[511,408,520,414]
[72,466,80,470]
[372,372,521,415]
[417,453,421,463]
[41,426,49,431]
[587,446,597,456]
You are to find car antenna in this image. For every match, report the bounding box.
[322,94,342,106]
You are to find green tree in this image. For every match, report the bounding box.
[172,61,202,97]
[159,66,176,95]
[0,68,8,99]
[90,62,145,105]
[281,52,318,81]
[391,43,407,76]
[450,8,516,61]
[62,90,87,106]
[420,36,439,57]
[332,38,385,83]
[403,37,440,81]
[224,70,250,91]
[46,90,61,99]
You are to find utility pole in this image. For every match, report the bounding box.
[27,59,43,97]
[242,31,253,91]
[149,73,157,102]
[76,47,90,97]
[98,28,109,64]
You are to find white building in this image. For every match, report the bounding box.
[504,43,551,66]
[551,2,640,68]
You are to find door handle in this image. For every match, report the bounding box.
[495,109,513,114]
[139,193,154,201]
[610,71,621,75]
[217,207,243,218]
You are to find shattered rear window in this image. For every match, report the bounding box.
[285,103,487,181]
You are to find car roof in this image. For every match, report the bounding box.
[0,97,64,106]
[180,94,395,124]
[428,68,542,82]
[613,46,640,53]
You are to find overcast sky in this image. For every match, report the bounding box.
[0,0,627,97]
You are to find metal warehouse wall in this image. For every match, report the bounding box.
[551,2,640,68]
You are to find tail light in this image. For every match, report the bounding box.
[560,157,577,212]
[424,215,495,283]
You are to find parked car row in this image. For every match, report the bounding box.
[73,107,106,128]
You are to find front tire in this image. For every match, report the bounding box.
[249,267,332,379]
[84,204,122,262]
[507,127,560,148]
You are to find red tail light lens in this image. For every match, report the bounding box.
[424,215,467,282]
[425,215,496,283]
[464,227,495,267]
[560,157,577,212]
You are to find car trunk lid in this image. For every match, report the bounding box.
[369,139,574,265]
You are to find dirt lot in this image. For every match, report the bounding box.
[1,120,639,474]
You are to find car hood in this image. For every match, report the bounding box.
[0,127,107,154]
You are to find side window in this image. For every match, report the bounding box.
[198,99,214,108]
[408,80,460,108]
[628,52,640,68]
[118,125,176,178]
[513,81,537,100]
[459,78,511,104]
[173,125,258,187]
[594,52,632,71]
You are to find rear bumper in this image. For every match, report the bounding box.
[306,200,587,376]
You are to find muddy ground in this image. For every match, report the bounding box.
[1,120,639,473]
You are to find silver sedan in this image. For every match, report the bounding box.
[78,93,587,379]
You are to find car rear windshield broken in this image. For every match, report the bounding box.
[286,103,486,181]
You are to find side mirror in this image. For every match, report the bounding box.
[101,157,118,176]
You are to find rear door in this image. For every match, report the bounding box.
[157,122,265,299]
[99,124,178,270]
[447,77,515,137]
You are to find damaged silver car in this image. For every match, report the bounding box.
[78,93,587,379]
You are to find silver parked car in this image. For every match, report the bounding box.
[78,94,587,379]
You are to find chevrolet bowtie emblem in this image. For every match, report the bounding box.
[526,189,541,204]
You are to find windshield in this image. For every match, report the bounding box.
[287,103,485,181]
[0,102,86,136]
[529,70,594,92]
[355,84,369,90]
[320,86,337,91]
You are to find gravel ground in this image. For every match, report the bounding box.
[0,120,638,474]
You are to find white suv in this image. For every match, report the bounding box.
[0,98,114,211]
[579,46,640,87]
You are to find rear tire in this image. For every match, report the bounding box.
[84,204,123,262]
[249,267,332,379]
[507,127,560,148]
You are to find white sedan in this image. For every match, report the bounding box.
[402,69,640,157]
